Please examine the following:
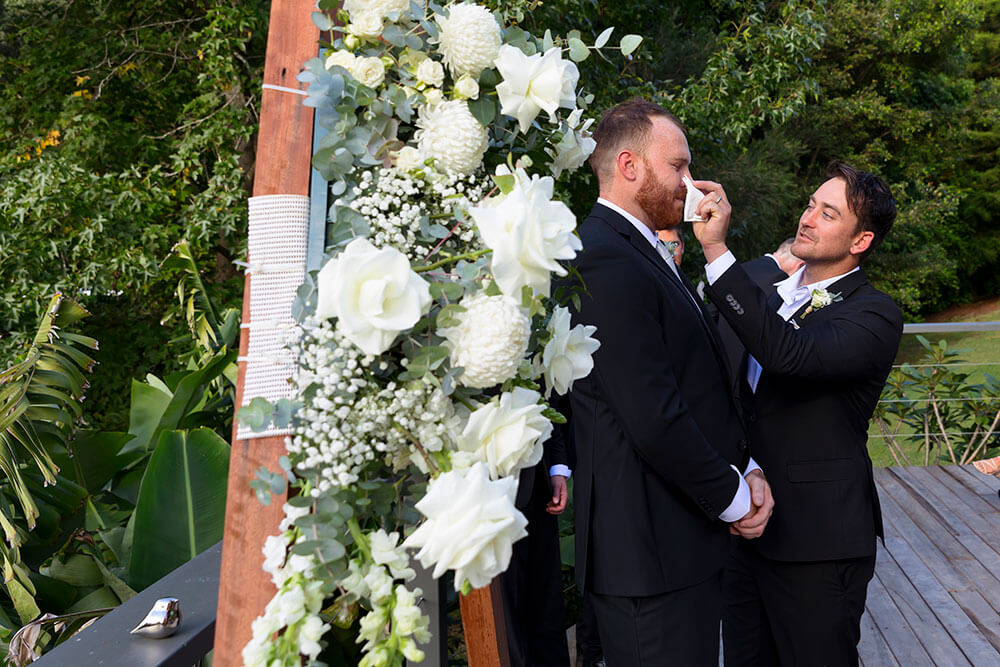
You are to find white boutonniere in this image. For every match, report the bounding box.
[801,287,842,318]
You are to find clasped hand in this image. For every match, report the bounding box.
[731,469,774,539]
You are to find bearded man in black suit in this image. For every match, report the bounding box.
[564,98,774,665]
[695,162,902,666]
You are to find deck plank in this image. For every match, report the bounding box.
[907,466,1000,557]
[864,573,934,666]
[869,544,970,665]
[879,469,1000,613]
[861,465,1000,665]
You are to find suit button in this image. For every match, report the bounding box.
[738,439,748,451]
[749,412,758,423]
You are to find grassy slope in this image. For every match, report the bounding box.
[868,297,1000,467]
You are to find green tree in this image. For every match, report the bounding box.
[0,0,267,428]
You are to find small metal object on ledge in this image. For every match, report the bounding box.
[33,542,220,666]
[130,598,181,639]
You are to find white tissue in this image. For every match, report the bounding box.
[683,175,706,222]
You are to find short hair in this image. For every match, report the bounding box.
[826,161,896,259]
[776,237,796,254]
[588,98,685,186]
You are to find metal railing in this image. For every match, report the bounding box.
[32,543,220,667]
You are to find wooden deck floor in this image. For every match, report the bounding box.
[861,464,1000,666]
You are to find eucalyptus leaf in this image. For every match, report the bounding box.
[595,26,614,49]
[468,95,496,126]
[568,38,590,62]
[620,34,643,56]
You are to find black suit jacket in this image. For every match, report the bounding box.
[707,263,902,561]
[566,204,748,597]
[713,256,788,392]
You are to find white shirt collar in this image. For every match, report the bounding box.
[775,265,860,308]
[597,197,658,248]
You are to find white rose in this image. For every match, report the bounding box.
[348,11,384,40]
[439,291,530,388]
[316,238,432,355]
[326,50,357,73]
[422,87,444,108]
[403,462,528,590]
[470,167,582,296]
[541,306,601,396]
[416,58,445,88]
[456,387,552,479]
[395,145,423,173]
[495,45,579,133]
[353,55,386,89]
[454,75,480,100]
[546,127,597,178]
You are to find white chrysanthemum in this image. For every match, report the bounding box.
[415,100,488,175]
[439,292,530,388]
[403,462,528,590]
[344,0,409,21]
[435,3,502,78]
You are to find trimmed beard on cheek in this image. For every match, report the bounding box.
[637,170,683,230]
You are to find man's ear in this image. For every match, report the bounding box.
[616,150,640,183]
[849,230,875,256]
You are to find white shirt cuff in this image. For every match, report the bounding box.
[705,250,737,285]
[743,457,761,477]
[719,464,751,522]
[549,464,571,478]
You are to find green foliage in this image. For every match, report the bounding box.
[874,336,1000,466]
[532,0,1000,314]
[127,428,229,590]
[0,0,264,425]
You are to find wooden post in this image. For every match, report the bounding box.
[213,2,509,664]
[212,1,318,664]
[460,580,510,667]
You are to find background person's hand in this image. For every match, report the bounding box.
[546,474,569,514]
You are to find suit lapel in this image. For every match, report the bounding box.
[789,268,870,327]
[589,204,739,399]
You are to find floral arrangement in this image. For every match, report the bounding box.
[241,2,639,665]
[801,287,842,318]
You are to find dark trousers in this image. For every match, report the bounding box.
[499,470,570,667]
[589,572,722,666]
[723,538,876,667]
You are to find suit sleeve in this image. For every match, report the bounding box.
[572,247,740,519]
[545,393,570,469]
[706,263,903,380]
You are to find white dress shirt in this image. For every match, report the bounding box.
[596,199,755,522]
[705,250,859,392]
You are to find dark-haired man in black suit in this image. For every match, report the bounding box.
[564,98,774,665]
[695,162,902,666]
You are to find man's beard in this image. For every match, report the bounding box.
[636,164,682,230]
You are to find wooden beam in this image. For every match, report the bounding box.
[214,2,509,663]
[213,1,318,664]
[460,580,510,667]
